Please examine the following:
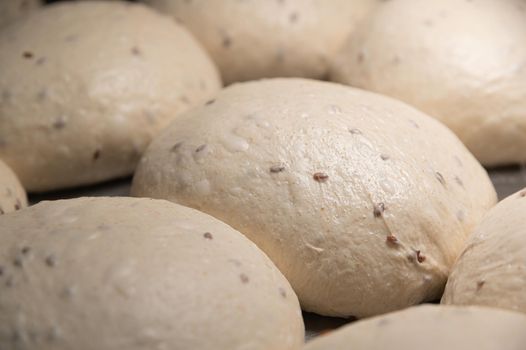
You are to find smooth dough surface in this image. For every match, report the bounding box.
[331,0,526,166]
[0,0,40,28]
[442,189,526,313]
[304,305,526,350]
[0,197,304,350]
[0,159,27,215]
[143,0,377,84]
[132,78,497,317]
[0,1,221,192]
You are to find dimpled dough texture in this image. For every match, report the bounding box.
[132,79,497,317]
[0,1,221,192]
[331,0,526,166]
[0,197,304,350]
[442,189,526,313]
[0,159,27,215]
[304,305,526,350]
[0,0,40,28]
[143,0,377,84]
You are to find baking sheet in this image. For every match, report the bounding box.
[27,166,526,340]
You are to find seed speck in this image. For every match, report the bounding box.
[92,149,101,161]
[386,234,398,244]
[373,203,385,218]
[313,172,329,183]
[278,287,287,298]
[416,250,426,263]
[380,154,390,161]
[203,232,213,240]
[349,128,362,135]
[23,51,33,59]
[270,165,285,173]
[195,144,207,153]
[240,273,249,284]
[205,99,215,106]
[45,255,57,267]
[435,172,446,186]
[476,280,485,291]
[171,142,183,152]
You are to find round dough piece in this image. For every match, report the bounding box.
[0,197,304,350]
[0,0,40,28]
[304,305,526,350]
[132,78,497,317]
[143,0,377,84]
[0,159,27,215]
[0,1,221,192]
[442,188,526,313]
[330,0,526,166]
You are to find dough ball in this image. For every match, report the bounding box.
[0,197,303,350]
[132,78,496,317]
[331,0,526,166]
[442,188,526,313]
[0,1,221,192]
[0,159,27,215]
[143,0,377,84]
[304,305,526,350]
[0,0,40,28]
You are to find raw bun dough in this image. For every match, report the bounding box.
[0,159,27,215]
[330,0,526,166]
[0,197,304,350]
[0,0,40,28]
[132,78,497,317]
[0,1,221,192]
[442,188,526,313]
[304,305,526,350]
[143,0,377,84]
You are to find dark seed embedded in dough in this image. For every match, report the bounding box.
[476,280,485,291]
[131,46,141,56]
[313,172,329,183]
[23,51,33,59]
[270,165,285,173]
[373,203,385,218]
[13,256,23,268]
[435,172,446,186]
[21,247,30,255]
[380,154,390,161]
[92,149,101,161]
[0,265,4,276]
[386,234,398,244]
[239,273,249,284]
[203,232,213,240]
[278,287,287,298]
[520,190,526,198]
[205,99,215,106]
[52,116,66,130]
[195,144,207,153]
[45,255,57,267]
[349,128,362,135]
[416,250,426,263]
[171,142,183,152]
